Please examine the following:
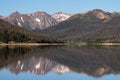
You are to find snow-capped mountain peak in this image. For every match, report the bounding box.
[3,11,58,30]
[52,12,72,22]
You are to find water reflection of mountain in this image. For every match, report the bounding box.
[0,46,61,69]
[0,46,120,77]
[7,57,70,75]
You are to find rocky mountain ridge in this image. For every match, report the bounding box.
[41,9,120,42]
[3,11,58,30]
[0,11,72,31]
[52,12,72,22]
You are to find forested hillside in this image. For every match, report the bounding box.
[41,9,120,42]
[0,19,61,43]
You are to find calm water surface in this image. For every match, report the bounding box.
[0,45,120,80]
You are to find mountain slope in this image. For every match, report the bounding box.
[0,19,61,43]
[41,9,120,42]
[76,26,120,42]
[3,11,58,31]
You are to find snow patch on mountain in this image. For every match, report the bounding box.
[52,12,72,22]
[36,18,41,23]
[3,11,58,30]
[18,22,21,27]
[21,17,24,22]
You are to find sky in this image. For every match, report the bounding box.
[0,0,120,16]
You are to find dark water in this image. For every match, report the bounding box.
[0,45,120,80]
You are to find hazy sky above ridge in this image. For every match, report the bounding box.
[0,0,120,16]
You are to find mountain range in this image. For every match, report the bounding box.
[41,9,120,42]
[0,11,71,31]
[0,9,120,42]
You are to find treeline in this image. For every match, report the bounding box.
[0,20,62,43]
[40,11,120,42]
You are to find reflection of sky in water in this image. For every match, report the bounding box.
[0,69,120,80]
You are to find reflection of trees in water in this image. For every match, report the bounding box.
[0,46,60,69]
[0,46,120,77]
[0,46,30,68]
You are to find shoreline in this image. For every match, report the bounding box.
[1,42,120,46]
[66,42,120,46]
[0,43,65,46]
[89,43,120,46]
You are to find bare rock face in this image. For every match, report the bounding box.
[3,11,58,30]
[28,11,58,29]
[52,12,72,22]
[0,15,5,19]
[91,9,111,20]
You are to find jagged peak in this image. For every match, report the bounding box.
[54,12,66,14]
[56,12,65,14]
[91,9,105,13]
[53,12,72,15]
[27,11,50,17]
[9,11,21,17]
[31,11,49,16]
[11,11,20,15]
[52,12,72,22]
[35,11,47,14]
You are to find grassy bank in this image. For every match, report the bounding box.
[1,42,120,47]
[0,42,65,46]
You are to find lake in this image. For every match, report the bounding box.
[0,45,120,80]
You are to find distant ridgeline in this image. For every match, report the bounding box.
[0,20,62,43]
